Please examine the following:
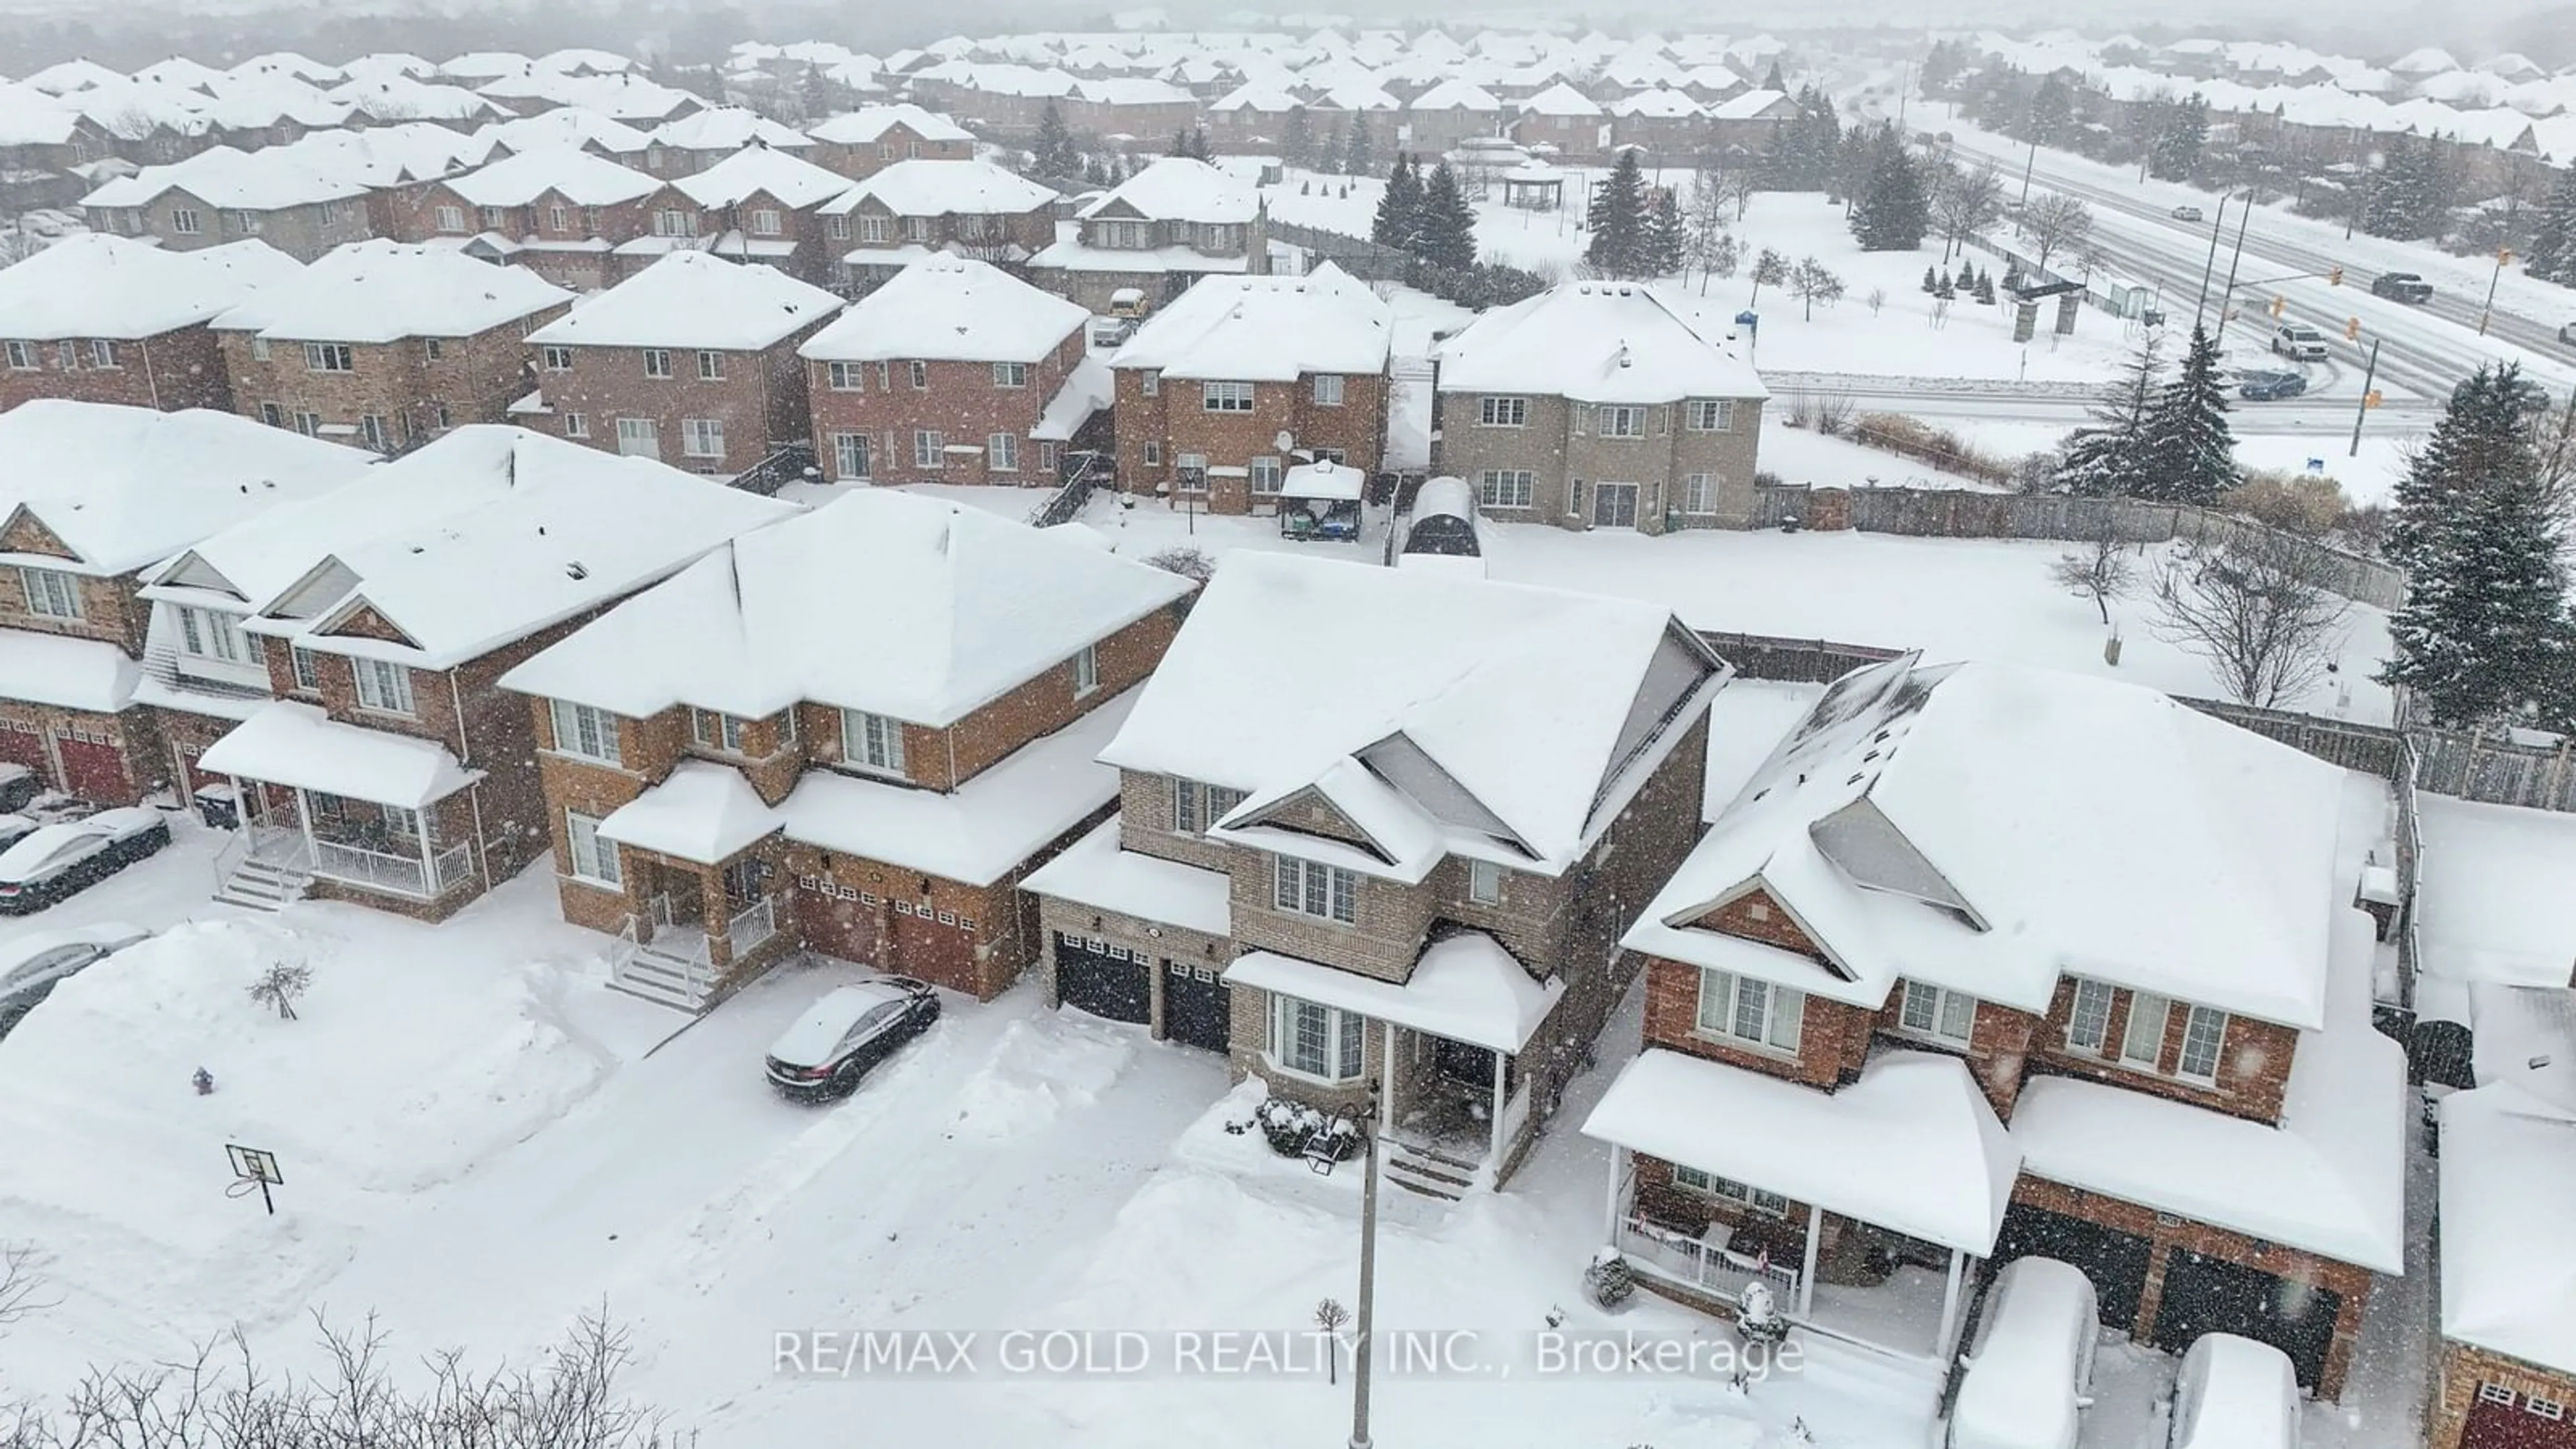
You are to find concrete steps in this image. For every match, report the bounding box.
[215,857,310,912]
[608,949,716,1013]
[1383,1139,1481,1201]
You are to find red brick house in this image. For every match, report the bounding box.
[803,103,976,180]
[817,159,1059,294]
[497,488,1193,1010]
[1108,263,1391,514]
[182,427,797,918]
[667,142,855,286]
[1027,156,1269,313]
[0,234,299,415]
[523,252,843,478]
[0,400,368,804]
[800,256,1105,486]
[211,239,571,451]
[639,106,815,178]
[1583,654,2407,1398]
[384,148,669,292]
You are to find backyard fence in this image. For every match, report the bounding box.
[1265,219,1415,283]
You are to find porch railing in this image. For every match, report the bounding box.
[309,838,474,900]
[1617,1211,1804,1305]
[212,824,309,891]
[727,894,778,957]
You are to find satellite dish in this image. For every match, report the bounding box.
[1273,430,1295,452]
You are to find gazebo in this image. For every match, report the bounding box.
[1499,160,1566,211]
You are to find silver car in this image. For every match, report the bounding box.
[0,922,150,1035]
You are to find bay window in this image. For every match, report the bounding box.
[1270,994,1366,1081]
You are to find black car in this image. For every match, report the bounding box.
[0,808,172,914]
[2370,272,2433,303]
[2239,370,2310,401]
[764,977,942,1099]
[0,764,37,815]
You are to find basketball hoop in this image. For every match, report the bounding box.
[225,1142,282,1216]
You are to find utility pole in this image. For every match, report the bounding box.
[2479,248,2511,336]
[1348,1085,1381,1449]
[2192,195,2228,331]
[2015,139,2037,233]
[2349,338,2381,457]
[2215,196,2253,345]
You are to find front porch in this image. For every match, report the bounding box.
[595,762,796,1012]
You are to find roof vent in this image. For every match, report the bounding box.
[566,561,588,580]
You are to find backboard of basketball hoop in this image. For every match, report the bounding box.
[226,1143,281,1185]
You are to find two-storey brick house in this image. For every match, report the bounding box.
[211,240,571,451]
[523,252,843,478]
[1108,263,1391,515]
[799,257,1106,486]
[1582,654,2407,1397]
[497,489,1192,1010]
[1027,156,1269,313]
[667,142,854,286]
[817,159,1060,294]
[802,104,976,180]
[0,233,299,415]
[1434,282,1768,534]
[1025,552,1729,1193]
[383,148,669,292]
[639,106,815,178]
[78,145,375,260]
[0,400,368,804]
[183,427,796,919]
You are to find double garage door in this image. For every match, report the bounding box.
[1992,1205,2339,1389]
[1053,934,1228,1054]
[2465,1385,2576,1449]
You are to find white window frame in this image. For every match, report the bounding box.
[303,341,353,373]
[826,214,850,240]
[564,412,589,439]
[696,350,724,381]
[246,336,270,364]
[1249,455,1283,494]
[289,645,322,692]
[1599,404,1646,439]
[550,700,623,765]
[2067,978,2115,1053]
[175,605,263,665]
[826,360,864,391]
[643,349,674,380]
[1683,473,1718,515]
[431,203,466,233]
[987,433,1019,472]
[910,360,928,390]
[832,431,871,479]
[565,808,622,887]
[614,417,657,455]
[1673,1165,1790,1216]
[542,345,574,372]
[681,417,724,458]
[1479,395,1527,427]
[1686,398,1736,431]
[749,207,782,237]
[1071,643,1098,697]
[1273,855,1358,926]
[19,567,82,621]
[991,360,1028,388]
[1269,994,1366,1083]
[1477,469,1534,509]
[352,657,415,717]
[172,207,205,235]
[843,709,906,777]
[1695,967,1803,1053]
[2121,991,2171,1069]
[913,430,945,469]
[1171,778,1246,835]
[2178,1004,2228,1083]
[1311,373,1344,406]
[692,708,748,754]
[1140,370,1159,397]
[1201,380,1255,413]
[1899,980,1976,1045]
[1467,858,1503,905]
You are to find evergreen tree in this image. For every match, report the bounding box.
[1585,150,1651,277]
[2135,325,2238,504]
[2387,366,2552,572]
[2025,75,2073,146]
[1956,257,1976,290]
[1344,113,1375,178]
[1763,59,1786,93]
[1281,106,1315,171]
[2524,165,2576,286]
[1974,269,1996,304]
[1167,125,1213,160]
[2055,335,2164,496]
[1417,162,1479,272]
[1033,102,1077,176]
[1372,152,1422,249]
[2149,92,2209,181]
[1640,188,1686,276]
[2364,134,2453,241]
[1847,125,1927,250]
[1322,114,1346,176]
[1768,85,1841,191]
[1923,263,1940,292]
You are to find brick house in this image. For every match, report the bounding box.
[817,159,1059,294]
[1510,82,1609,162]
[1434,282,1767,534]
[1025,552,1727,1193]
[803,104,976,180]
[639,107,815,178]
[182,427,796,919]
[382,148,669,292]
[1401,80,1507,156]
[1027,156,1269,313]
[1205,85,1301,153]
[1062,76,1202,145]
[668,142,855,286]
[476,107,655,165]
[1108,263,1391,515]
[78,146,374,260]
[1704,88,1797,162]
[211,239,571,451]
[497,489,1193,1010]
[0,233,299,415]
[0,400,368,804]
[523,252,843,478]
[1582,654,2407,1397]
[800,257,1106,487]
[1605,87,1711,165]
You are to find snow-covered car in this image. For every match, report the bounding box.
[2169,1333,2298,1449]
[1945,1257,2099,1449]
[2269,324,2328,361]
[0,814,39,855]
[2561,321,2576,346]
[2237,370,2309,401]
[2169,205,2205,223]
[764,977,942,1099]
[0,762,37,814]
[2369,272,2432,303]
[0,922,150,1036]
[0,808,172,914]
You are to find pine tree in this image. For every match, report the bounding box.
[1034,102,1077,177]
[1281,106,1315,171]
[2055,335,2164,496]
[1923,264,1940,292]
[1585,150,1650,278]
[1956,257,1976,290]
[1372,153,1422,249]
[1849,123,1929,250]
[1344,113,1375,178]
[1762,59,1786,93]
[1974,270,1996,304]
[2525,165,2576,286]
[2387,366,2551,572]
[1322,114,1346,176]
[2026,75,2074,146]
[2364,134,2453,241]
[2149,93,2209,181]
[1417,162,1479,272]
[1641,189,1686,276]
[2135,325,2238,504]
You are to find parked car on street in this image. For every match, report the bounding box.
[764,977,942,1099]
[0,922,150,1036]
[2170,205,2204,222]
[2168,1333,2298,1449]
[2270,323,2328,361]
[2238,370,2310,401]
[1946,1256,2100,1449]
[2369,272,2433,303]
[0,808,172,914]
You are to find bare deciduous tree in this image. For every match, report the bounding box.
[2049,529,2137,625]
[1788,256,1846,321]
[1313,1297,1351,1385]
[1932,160,2006,262]
[1,1241,54,1332]
[2021,192,2095,273]
[2147,535,2352,708]
[248,961,311,1022]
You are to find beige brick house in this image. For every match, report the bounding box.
[1583,654,2406,1397]
[498,489,1193,1010]
[78,146,375,260]
[211,240,571,452]
[181,427,796,919]
[1024,552,1728,1193]
[383,149,670,292]
[0,401,368,804]
[0,234,299,415]
[800,258,1106,488]
[1027,157,1269,313]
[523,252,843,478]
[1434,281,1768,534]
[639,106,815,178]
[1108,263,1391,515]
[817,159,1060,294]
[803,104,976,180]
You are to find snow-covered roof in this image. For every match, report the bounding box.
[1409,78,1503,112]
[0,401,368,577]
[80,144,365,211]
[440,52,536,81]
[1707,87,1792,119]
[648,106,814,152]
[2012,906,2406,1272]
[2440,1069,2576,1373]
[672,144,852,209]
[525,252,841,352]
[1032,357,1114,443]
[599,759,781,863]
[1021,816,1232,938]
[1435,282,1766,406]
[1077,156,1259,225]
[1519,81,1603,116]
[1110,263,1390,382]
[2390,46,2459,75]
[1627,656,2347,1030]
[0,631,142,712]
[800,257,1083,365]
[1210,82,1301,113]
[498,488,1189,725]
[1101,551,1725,877]
[807,103,975,145]
[478,107,653,157]
[1584,1046,2021,1255]
[209,240,568,343]
[200,700,482,807]
[1028,230,1254,278]
[0,233,297,340]
[445,147,665,207]
[820,158,1057,218]
[21,58,125,95]
[331,76,502,123]
[2418,796,2576,989]
[277,122,494,187]
[1228,932,1561,1053]
[0,84,84,148]
[1609,87,1705,118]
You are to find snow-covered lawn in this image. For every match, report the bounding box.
[1931,416,2418,507]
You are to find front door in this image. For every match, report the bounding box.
[1432,1036,1496,1089]
[615,417,659,460]
[1592,480,1640,529]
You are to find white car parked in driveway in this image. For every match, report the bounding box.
[0,922,150,1035]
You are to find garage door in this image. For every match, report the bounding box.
[891,900,975,996]
[2149,1248,2341,1390]
[1992,1204,2153,1330]
[1055,932,1148,1024]
[798,877,885,966]
[2464,1384,2576,1449]
[0,719,48,781]
[54,729,130,804]
[1165,959,1230,1053]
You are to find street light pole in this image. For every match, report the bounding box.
[2215,195,2253,345]
[1348,1084,1381,1449]
[2192,195,2229,331]
[2350,338,2381,457]
[2015,140,2037,235]
[2479,249,2508,336]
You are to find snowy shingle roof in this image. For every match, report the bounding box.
[1077,156,1258,225]
[1407,78,1503,112]
[817,158,1056,217]
[445,147,665,208]
[478,107,654,157]
[672,144,853,209]
[647,105,814,152]
[0,233,299,340]
[1434,282,1765,405]
[1519,80,1603,116]
[1110,263,1390,381]
[525,252,841,351]
[800,257,1086,363]
[80,144,364,211]
[806,103,975,145]
[209,240,570,344]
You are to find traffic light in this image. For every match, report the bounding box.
[2365,390,2383,409]
[2328,265,2345,286]
[2500,247,2516,266]
[2345,317,2361,341]
[2269,294,2287,317]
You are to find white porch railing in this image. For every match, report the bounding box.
[1495,1078,1532,1153]
[1617,1211,1805,1304]
[309,838,474,900]
[727,894,777,957]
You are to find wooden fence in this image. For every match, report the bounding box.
[1265,220,1415,283]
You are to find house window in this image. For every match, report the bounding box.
[843,709,906,775]
[1687,398,1736,431]
[480,206,509,231]
[564,412,589,439]
[2121,991,2170,1069]
[290,645,322,692]
[826,361,864,390]
[692,708,748,753]
[826,214,850,240]
[1274,856,1358,926]
[1695,967,1802,1053]
[1468,858,1503,904]
[833,431,871,479]
[548,205,569,232]
[2068,979,2115,1053]
[303,341,354,373]
[2178,1006,2229,1082]
[175,606,264,665]
[992,361,1028,388]
[903,216,934,243]
[987,433,1019,472]
[260,402,283,427]
[2479,1386,2518,1407]
[1071,643,1098,696]
[1039,441,1059,473]
[172,207,205,234]
[358,415,391,451]
[1142,442,1162,467]
[1477,470,1534,509]
[909,360,928,390]
[1673,1166,1790,1216]
[1250,456,1283,494]
[431,204,464,233]
[1599,404,1646,438]
[423,337,443,362]
[681,417,724,458]
[247,336,271,363]
[615,418,658,456]
[1172,778,1246,835]
[1900,981,1976,1044]
[353,657,415,716]
[565,808,621,886]
[653,209,695,237]
[859,215,890,243]
[1683,473,1719,515]
[750,208,782,236]
[542,345,574,371]
[1201,380,1254,413]
[89,339,117,369]
[2532,1397,2568,1421]
[913,430,945,468]
[1311,373,1345,406]
[643,349,674,379]
[1479,395,1527,427]
[696,350,724,380]
[293,411,322,437]
[3,341,30,370]
[551,700,622,764]
[19,568,82,621]
[222,209,262,235]
[1270,994,1365,1081]
[1140,370,1159,397]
